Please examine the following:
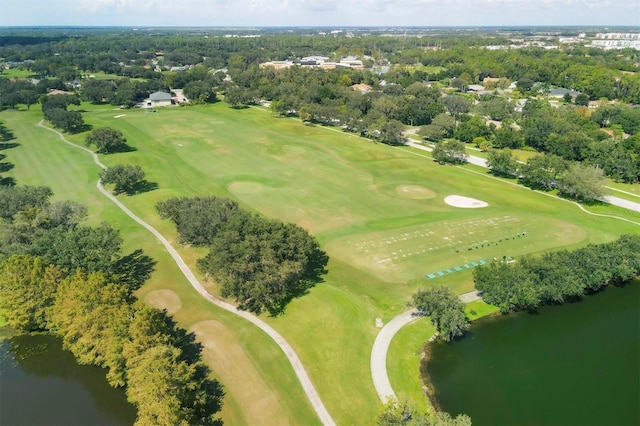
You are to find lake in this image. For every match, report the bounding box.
[0,333,137,425]
[423,281,640,425]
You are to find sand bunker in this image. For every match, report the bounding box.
[396,185,436,200]
[113,114,127,118]
[444,195,489,208]
[228,181,264,194]
[144,289,182,314]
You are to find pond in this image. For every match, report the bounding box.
[0,333,137,425]
[423,281,640,425]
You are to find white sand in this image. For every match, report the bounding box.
[113,114,127,118]
[444,195,489,208]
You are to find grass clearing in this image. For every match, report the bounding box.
[3,102,638,424]
[387,317,437,413]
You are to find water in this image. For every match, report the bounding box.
[423,282,640,425]
[0,333,137,426]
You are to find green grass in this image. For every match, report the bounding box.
[0,68,34,79]
[3,102,638,425]
[464,301,500,321]
[387,317,437,413]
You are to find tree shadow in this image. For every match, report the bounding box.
[0,162,14,173]
[1,129,15,142]
[104,144,137,154]
[0,142,19,151]
[68,123,93,134]
[0,176,16,187]
[266,248,329,317]
[127,180,158,195]
[112,249,157,291]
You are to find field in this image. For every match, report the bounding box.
[2,102,638,425]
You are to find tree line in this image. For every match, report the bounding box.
[472,234,640,313]
[156,195,328,316]
[0,185,224,425]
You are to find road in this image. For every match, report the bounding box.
[370,291,482,403]
[38,120,336,426]
[404,140,640,213]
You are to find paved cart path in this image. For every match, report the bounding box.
[370,290,482,403]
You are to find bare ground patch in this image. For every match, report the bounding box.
[396,185,436,200]
[144,289,182,314]
[189,320,286,425]
[444,195,488,208]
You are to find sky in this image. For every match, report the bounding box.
[1,0,639,27]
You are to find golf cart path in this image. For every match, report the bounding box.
[404,141,640,213]
[370,290,482,403]
[38,120,336,426]
[370,291,481,404]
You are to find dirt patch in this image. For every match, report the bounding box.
[228,181,264,194]
[444,195,488,208]
[189,320,284,424]
[144,289,182,314]
[396,185,436,200]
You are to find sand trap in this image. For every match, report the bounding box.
[144,289,182,314]
[228,181,264,194]
[444,195,489,208]
[113,114,127,118]
[396,185,436,200]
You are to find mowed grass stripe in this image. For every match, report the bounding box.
[1,108,322,426]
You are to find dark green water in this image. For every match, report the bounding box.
[424,282,640,426]
[0,333,137,426]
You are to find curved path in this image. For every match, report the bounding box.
[38,120,336,426]
[404,141,640,213]
[370,291,482,403]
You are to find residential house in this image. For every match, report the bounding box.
[147,91,172,107]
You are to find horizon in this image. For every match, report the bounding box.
[3,0,639,28]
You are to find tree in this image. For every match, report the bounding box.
[183,80,217,104]
[224,86,252,108]
[519,154,568,190]
[156,196,244,246]
[443,95,471,121]
[411,285,469,342]
[432,140,467,164]
[0,185,53,221]
[100,164,146,194]
[377,400,471,426]
[454,115,490,143]
[125,344,222,426]
[85,127,128,154]
[574,93,589,106]
[419,124,446,142]
[493,126,523,149]
[378,119,405,145]
[556,163,605,202]
[31,223,123,275]
[486,149,518,177]
[51,270,133,384]
[44,108,85,133]
[0,255,62,331]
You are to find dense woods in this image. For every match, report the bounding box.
[157,196,328,315]
[473,234,640,313]
[0,185,223,425]
[1,28,639,183]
